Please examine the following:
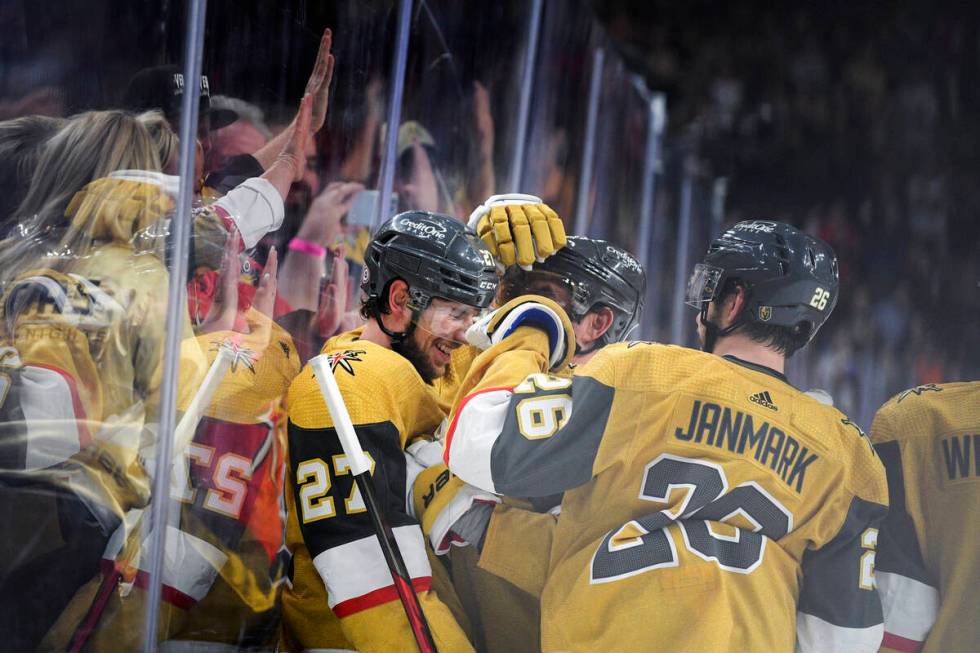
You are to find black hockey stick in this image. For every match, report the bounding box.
[309,355,438,653]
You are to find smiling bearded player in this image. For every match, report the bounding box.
[281,211,499,652]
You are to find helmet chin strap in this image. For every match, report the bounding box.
[699,304,743,353]
[376,306,421,345]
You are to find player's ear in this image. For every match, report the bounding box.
[386,279,412,329]
[724,285,748,327]
[591,306,615,341]
[579,307,615,348]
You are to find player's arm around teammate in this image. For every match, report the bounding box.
[445,221,890,652]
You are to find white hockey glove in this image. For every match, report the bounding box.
[466,295,575,371]
[404,437,447,513]
[467,193,567,270]
[412,463,500,554]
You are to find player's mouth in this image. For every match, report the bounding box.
[431,339,458,367]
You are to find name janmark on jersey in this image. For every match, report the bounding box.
[941,433,980,481]
[674,399,819,492]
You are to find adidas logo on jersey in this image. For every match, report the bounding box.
[749,390,778,411]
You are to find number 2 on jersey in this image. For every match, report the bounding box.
[591,454,793,583]
[297,452,377,524]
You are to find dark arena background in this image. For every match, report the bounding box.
[0,1,977,651]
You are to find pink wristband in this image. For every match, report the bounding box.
[288,237,327,259]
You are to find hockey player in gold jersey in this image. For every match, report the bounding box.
[281,211,500,652]
[446,220,889,651]
[419,234,647,653]
[871,381,979,653]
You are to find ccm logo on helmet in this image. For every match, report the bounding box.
[398,217,447,240]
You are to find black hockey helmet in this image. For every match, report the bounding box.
[502,236,646,347]
[361,211,498,317]
[687,219,838,349]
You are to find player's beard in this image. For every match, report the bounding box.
[392,329,439,384]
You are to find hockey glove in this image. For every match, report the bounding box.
[404,437,447,513]
[467,193,567,270]
[466,295,575,371]
[412,462,500,554]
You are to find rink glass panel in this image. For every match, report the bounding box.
[0,0,206,651]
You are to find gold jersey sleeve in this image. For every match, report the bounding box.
[282,331,473,652]
[431,344,481,413]
[871,381,979,653]
[447,336,888,652]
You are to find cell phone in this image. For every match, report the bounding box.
[346,189,399,227]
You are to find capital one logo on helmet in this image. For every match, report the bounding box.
[398,217,447,240]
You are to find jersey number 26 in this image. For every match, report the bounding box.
[591,454,793,583]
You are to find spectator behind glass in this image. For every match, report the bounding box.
[0,110,207,652]
[205,95,272,175]
[2,110,176,273]
[0,115,65,237]
[138,110,180,175]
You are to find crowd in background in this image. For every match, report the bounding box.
[0,0,977,415]
[601,1,979,418]
[0,1,976,649]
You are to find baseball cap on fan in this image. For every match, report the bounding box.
[123,65,238,131]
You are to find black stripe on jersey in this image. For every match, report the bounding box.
[491,376,614,497]
[722,354,795,388]
[288,420,412,557]
[797,496,887,628]
[873,440,934,585]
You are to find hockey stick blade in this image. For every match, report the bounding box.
[309,354,438,653]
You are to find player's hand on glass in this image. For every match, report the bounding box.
[466,295,575,371]
[468,194,567,270]
[298,181,363,246]
[315,249,349,338]
[252,245,278,319]
[240,245,278,350]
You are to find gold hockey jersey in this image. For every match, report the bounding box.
[281,330,473,652]
[871,381,979,653]
[446,330,888,652]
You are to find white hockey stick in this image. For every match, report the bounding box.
[172,341,236,458]
[309,355,438,653]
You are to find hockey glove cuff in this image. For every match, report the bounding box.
[466,295,575,371]
[468,194,567,270]
[412,463,500,554]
